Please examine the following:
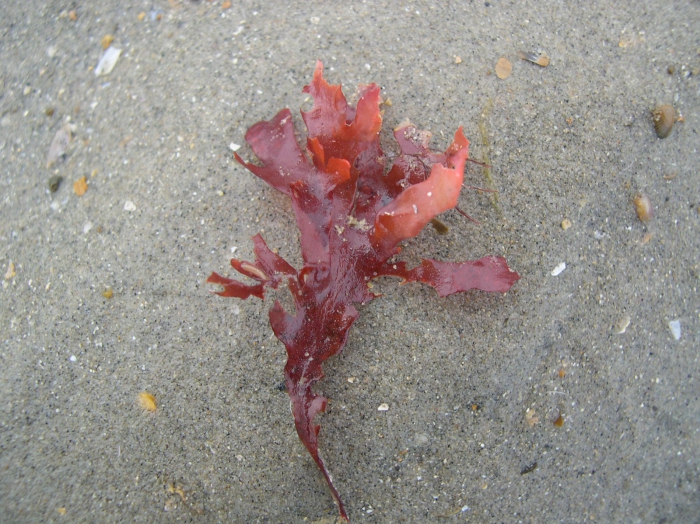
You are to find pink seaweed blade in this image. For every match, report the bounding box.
[207,61,519,521]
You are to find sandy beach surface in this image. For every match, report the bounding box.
[1,1,698,522]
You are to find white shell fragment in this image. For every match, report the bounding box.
[377,403,389,411]
[615,315,631,334]
[46,124,73,168]
[95,47,122,76]
[229,142,241,152]
[124,200,136,211]
[551,262,566,276]
[668,320,681,341]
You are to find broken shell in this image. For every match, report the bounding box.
[138,392,157,412]
[46,124,72,168]
[73,176,88,196]
[633,193,653,222]
[615,315,631,334]
[652,104,674,138]
[95,47,121,76]
[519,51,549,67]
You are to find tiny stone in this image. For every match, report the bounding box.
[124,200,136,211]
[69,355,77,362]
[378,403,389,411]
[48,175,63,192]
[561,218,572,230]
[101,34,114,49]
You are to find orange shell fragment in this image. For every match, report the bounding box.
[73,176,88,196]
[519,51,550,67]
[138,392,157,411]
[495,57,512,79]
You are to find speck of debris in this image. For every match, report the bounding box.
[520,461,538,475]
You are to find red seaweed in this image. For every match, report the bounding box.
[207,61,520,521]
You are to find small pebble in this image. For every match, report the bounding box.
[561,218,571,230]
[101,34,114,49]
[48,175,63,193]
[377,403,389,411]
[69,355,77,362]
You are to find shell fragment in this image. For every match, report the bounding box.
[551,262,566,276]
[95,47,122,76]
